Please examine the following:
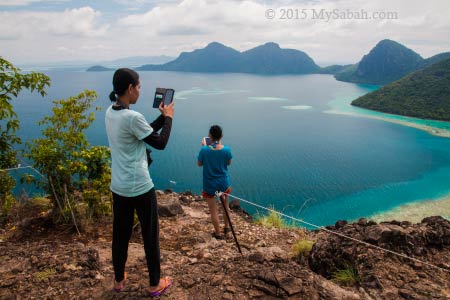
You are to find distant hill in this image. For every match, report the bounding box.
[335,39,423,85]
[137,42,320,74]
[86,56,175,72]
[420,52,450,68]
[320,64,353,75]
[351,58,450,121]
[87,65,113,72]
[335,39,450,85]
[237,42,320,74]
[104,55,174,67]
[141,42,241,72]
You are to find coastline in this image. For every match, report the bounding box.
[324,109,450,138]
[327,95,450,223]
[367,194,450,223]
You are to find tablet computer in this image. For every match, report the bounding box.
[153,88,175,108]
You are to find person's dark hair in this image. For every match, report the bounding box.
[109,68,139,102]
[209,125,223,141]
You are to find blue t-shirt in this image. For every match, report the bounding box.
[198,145,233,195]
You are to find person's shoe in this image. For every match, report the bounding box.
[113,272,128,292]
[212,231,224,240]
[146,276,173,297]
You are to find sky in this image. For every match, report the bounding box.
[1,0,449,66]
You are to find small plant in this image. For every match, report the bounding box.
[1,194,16,217]
[27,197,51,209]
[255,209,287,228]
[35,268,56,281]
[331,264,361,286]
[292,239,314,256]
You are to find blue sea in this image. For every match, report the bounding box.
[10,71,450,227]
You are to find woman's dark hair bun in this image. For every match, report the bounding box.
[109,91,117,102]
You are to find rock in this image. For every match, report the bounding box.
[157,196,184,217]
[210,274,224,286]
[248,290,266,298]
[364,224,390,243]
[229,200,240,210]
[226,285,237,294]
[315,278,361,300]
[357,218,367,226]
[182,190,194,196]
[335,220,348,229]
[278,276,303,296]
[256,246,287,262]
[30,255,39,265]
[398,288,416,300]
[0,289,15,300]
[221,292,233,300]
[78,248,100,270]
[253,283,278,297]
[179,195,192,205]
[248,251,264,263]
[188,258,198,264]
[180,277,196,288]
[367,220,377,226]
[0,277,17,288]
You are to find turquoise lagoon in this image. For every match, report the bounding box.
[11,71,450,226]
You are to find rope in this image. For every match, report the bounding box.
[0,165,44,178]
[217,191,450,274]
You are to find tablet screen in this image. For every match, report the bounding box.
[164,89,174,106]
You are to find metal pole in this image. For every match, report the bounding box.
[219,194,242,254]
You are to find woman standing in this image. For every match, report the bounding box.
[105,68,173,297]
[197,125,233,239]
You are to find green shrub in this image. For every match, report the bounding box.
[1,194,16,217]
[331,265,361,286]
[0,57,49,211]
[292,239,314,256]
[25,90,111,220]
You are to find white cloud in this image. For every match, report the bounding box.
[1,0,449,64]
[113,0,450,64]
[0,7,108,39]
[0,0,67,6]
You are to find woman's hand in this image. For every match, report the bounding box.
[201,138,206,146]
[159,102,174,118]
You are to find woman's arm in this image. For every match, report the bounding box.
[142,116,172,150]
[143,102,174,150]
[149,114,165,132]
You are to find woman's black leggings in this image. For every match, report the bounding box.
[112,188,160,286]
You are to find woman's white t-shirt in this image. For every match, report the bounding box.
[105,105,154,197]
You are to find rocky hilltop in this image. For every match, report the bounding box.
[0,191,449,300]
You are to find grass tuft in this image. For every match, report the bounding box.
[331,265,361,286]
[35,268,56,281]
[292,239,314,256]
[255,209,287,228]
